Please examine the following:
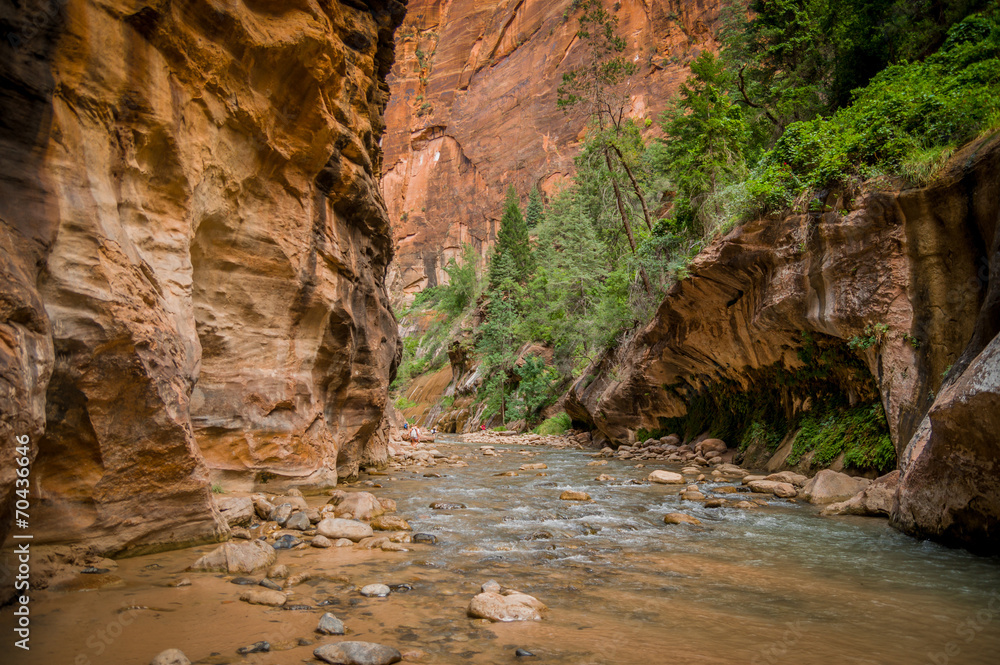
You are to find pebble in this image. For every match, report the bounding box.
[317,612,346,635]
[429,502,466,510]
[516,648,537,658]
[272,534,303,550]
[360,583,391,597]
[312,535,333,548]
[559,490,591,501]
[412,533,438,544]
[230,577,258,585]
[259,578,282,591]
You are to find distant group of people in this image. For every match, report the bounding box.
[402,422,436,445]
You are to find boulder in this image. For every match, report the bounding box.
[268,503,294,526]
[800,470,871,505]
[695,438,728,457]
[150,649,191,665]
[215,496,255,527]
[663,513,701,525]
[252,494,276,520]
[764,471,809,487]
[747,480,798,498]
[333,492,385,520]
[648,470,684,484]
[659,434,681,446]
[371,515,411,531]
[467,591,546,622]
[190,540,276,574]
[822,471,900,517]
[559,490,591,501]
[317,518,374,542]
[314,642,402,665]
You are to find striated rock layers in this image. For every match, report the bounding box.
[567,136,1000,551]
[381,0,720,299]
[0,0,405,555]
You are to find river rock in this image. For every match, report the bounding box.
[333,492,386,520]
[190,540,276,574]
[559,490,591,501]
[412,533,438,544]
[314,641,402,665]
[237,641,270,655]
[800,470,871,504]
[596,474,616,481]
[822,471,900,517]
[150,649,191,665]
[663,512,702,525]
[371,515,411,531]
[430,502,466,510]
[286,511,311,530]
[360,583,391,597]
[268,564,289,579]
[267,503,294,526]
[765,471,809,487]
[317,518,374,542]
[468,590,546,622]
[648,470,684,484]
[747,480,798,498]
[482,579,501,593]
[239,589,287,606]
[742,475,768,485]
[378,498,398,513]
[272,534,303,550]
[312,535,333,548]
[317,612,346,635]
[681,490,706,501]
[519,463,547,470]
[215,496,255,527]
[695,438,728,457]
[587,460,608,466]
[252,494,277,520]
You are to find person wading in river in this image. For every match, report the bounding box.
[410,425,420,445]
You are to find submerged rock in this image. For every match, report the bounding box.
[412,533,438,544]
[314,641,402,665]
[559,490,591,501]
[237,641,270,655]
[360,583,391,597]
[317,612,346,635]
[239,589,287,606]
[429,502,467,510]
[648,470,684,484]
[663,513,702,525]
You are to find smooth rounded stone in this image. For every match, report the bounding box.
[273,534,304,550]
[800,469,871,504]
[586,460,607,466]
[659,434,681,446]
[708,456,724,465]
[734,501,757,510]
[252,494,276,520]
[169,578,191,588]
[334,538,354,547]
[312,535,333,548]
[268,564,289,579]
[681,491,706,501]
[481,579,501,594]
[285,511,311,530]
[495,471,519,477]
[685,484,699,492]
[360,583,391,597]
[231,527,252,540]
[268,503,294,526]
[717,463,749,477]
[742,474,768,485]
[714,486,739,494]
[215,496,255,527]
[429,502,466,510]
[596,474,616,481]
[306,508,322,523]
[747,480,798,498]
[231,576,259,585]
[190,540,277,574]
[648,470,684,484]
[412,533,438,545]
[317,612,346,635]
[681,466,701,475]
[286,572,313,587]
[239,589,287,606]
[317,518,374,542]
[150,649,191,665]
[378,498,398,513]
[559,490,591,501]
[695,438,728,457]
[516,649,537,658]
[333,492,386,520]
[313,641,402,665]
[468,591,546,622]
[371,515,411,531]
[519,463,547,470]
[663,513,702,525]
[821,470,899,517]
[704,498,727,508]
[237,641,270,655]
[259,578,282,591]
[765,471,809,487]
[381,541,408,552]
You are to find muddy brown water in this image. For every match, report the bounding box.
[3,435,1000,665]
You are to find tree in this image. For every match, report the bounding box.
[478,251,521,423]
[525,185,543,228]
[439,243,482,319]
[490,186,533,286]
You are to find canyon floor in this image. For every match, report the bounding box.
[7,435,1000,665]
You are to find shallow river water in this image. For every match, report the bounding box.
[7,435,1000,665]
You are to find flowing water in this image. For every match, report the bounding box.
[7,435,1000,665]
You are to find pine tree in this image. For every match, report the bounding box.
[492,185,533,285]
[525,185,543,228]
[478,251,521,423]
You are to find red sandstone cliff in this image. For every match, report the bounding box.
[0,0,405,555]
[381,0,720,299]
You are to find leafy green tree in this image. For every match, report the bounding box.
[478,251,521,422]
[439,244,482,319]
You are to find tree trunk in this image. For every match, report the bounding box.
[610,144,654,232]
[605,150,653,296]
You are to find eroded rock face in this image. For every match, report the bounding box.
[567,136,1000,551]
[0,0,405,553]
[381,0,720,300]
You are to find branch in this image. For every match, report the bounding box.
[737,63,781,128]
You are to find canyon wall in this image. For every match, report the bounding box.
[0,0,404,556]
[381,0,720,299]
[566,136,1000,551]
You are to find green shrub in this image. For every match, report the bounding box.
[394,396,417,410]
[534,412,572,435]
